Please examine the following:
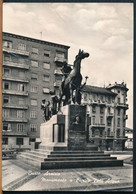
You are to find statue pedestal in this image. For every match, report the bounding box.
[40,104,87,150]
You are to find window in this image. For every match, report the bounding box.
[117,118,120,127]
[16,138,24,145]
[3,96,9,104]
[30,111,37,118]
[31,73,38,80]
[108,107,111,114]
[3,40,12,48]
[3,123,8,131]
[107,128,110,136]
[100,130,103,137]
[117,108,120,116]
[92,116,95,125]
[18,98,24,105]
[18,84,25,92]
[30,124,37,132]
[18,44,26,51]
[84,93,88,101]
[2,138,8,145]
[32,47,38,54]
[4,68,10,76]
[117,129,120,138]
[31,60,38,67]
[107,119,111,126]
[18,57,25,64]
[92,106,96,114]
[43,62,50,69]
[44,50,50,57]
[30,85,38,93]
[43,74,50,82]
[17,124,24,132]
[100,116,103,125]
[43,87,50,94]
[108,96,111,103]
[4,82,9,90]
[3,109,9,118]
[100,107,104,114]
[31,99,37,106]
[117,97,120,104]
[4,53,11,61]
[17,110,25,118]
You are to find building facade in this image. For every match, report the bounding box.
[2,32,69,149]
[125,127,133,149]
[81,82,129,151]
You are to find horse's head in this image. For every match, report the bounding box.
[77,49,89,60]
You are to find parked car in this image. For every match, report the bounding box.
[2,149,16,160]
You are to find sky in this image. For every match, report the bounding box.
[3,3,133,128]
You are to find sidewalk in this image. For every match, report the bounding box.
[2,155,133,192]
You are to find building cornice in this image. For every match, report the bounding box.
[3,32,70,50]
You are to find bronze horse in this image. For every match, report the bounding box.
[58,49,89,109]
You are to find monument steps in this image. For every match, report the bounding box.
[19,152,47,160]
[44,156,117,161]
[41,159,123,170]
[17,155,41,168]
[50,151,104,154]
[47,153,111,157]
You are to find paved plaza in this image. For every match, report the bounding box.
[2,153,133,192]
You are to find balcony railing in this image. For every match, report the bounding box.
[2,130,28,136]
[54,69,63,75]
[2,104,28,109]
[3,47,29,56]
[54,82,61,87]
[117,103,129,109]
[3,89,28,96]
[107,113,113,118]
[3,61,29,69]
[91,123,105,128]
[2,75,29,83]
[2,117,28,123]
[55,56,67,63]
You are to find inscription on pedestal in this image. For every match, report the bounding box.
[68,105,87,150]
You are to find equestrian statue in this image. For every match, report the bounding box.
[58,49,89,110]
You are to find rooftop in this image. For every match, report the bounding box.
[82,85,117,96]
[3,32,70,50]
[106,82,129,91]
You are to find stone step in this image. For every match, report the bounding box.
[53,146,68,151]
[44,156,117,161]
[50,151,104,154]
[41,159,123,170]
[48,153,111,158]
[27,150,50,157]
[17,155,41,168]
[19,152,46,161]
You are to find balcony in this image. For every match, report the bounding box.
[3,61,29,70]
[3,89,28,96]
[2,130,28,136]
[54,57,67,66]
[54,82,61,88]
[2,104,28,110]
[117,103,129,109]
[91,123,105,128]
[2,117,28,123]
[2,75,29,83]
[107,113,113,118]
[3,47,29,56]
[91,100,99,105]
[54,69,63,75]
[124,115,128,120]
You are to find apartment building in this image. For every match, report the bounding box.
[125,127,133,149]
[81,82,129,151]
[2,32,70,149]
